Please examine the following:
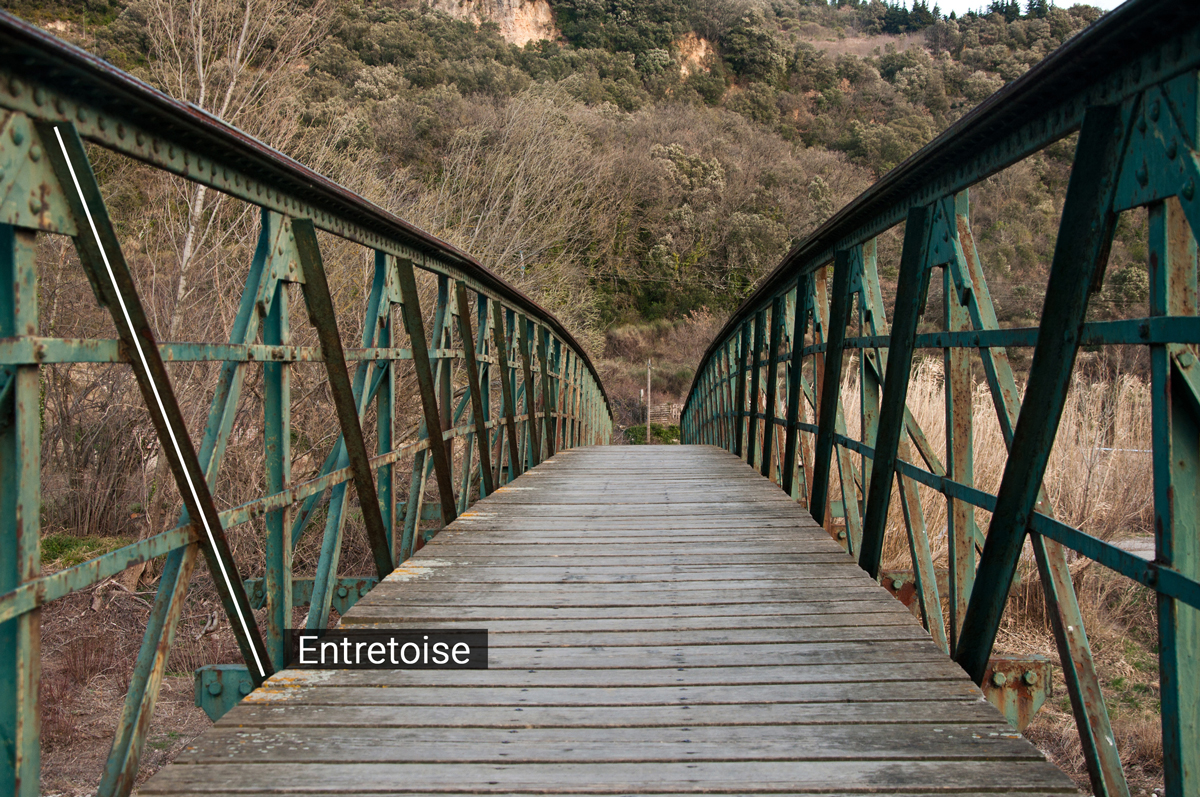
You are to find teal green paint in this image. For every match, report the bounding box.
[0,224,40,797]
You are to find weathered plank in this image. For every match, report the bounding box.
[145,445,1073,796]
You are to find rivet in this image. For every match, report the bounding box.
[836,530,847,540]
[168,146,176,159]
[135,131,145,146]
[991,671,1007,687]
[54,97,65,114]
[1136,163,1149,186]
[337,586,349,598]
[1022,670,1038,686]
[76,107,87,122]
[10,78,23,96]
[28,144,41,162]
[891,579,904,590]
[207,681,223,696]
[1184,180,1196,201]
[1150,100,1160,121]
[28,197,42,214]
[238,681,252,696]
[10,126,23,145]
[97,115,106,131]
[1167,139,1178,160]
[1180,351,1195,368]
[33,86,45,106]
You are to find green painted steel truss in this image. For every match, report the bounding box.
[684,2,1200,795]
[0,10,612,796]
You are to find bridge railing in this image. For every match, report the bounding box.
[0,11,611,796]
[683,1,1200,795]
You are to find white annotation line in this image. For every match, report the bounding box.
[53,126,266,679]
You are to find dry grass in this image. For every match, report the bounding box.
[830,357,1163,794]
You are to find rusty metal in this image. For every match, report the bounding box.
[981,656,1052,732]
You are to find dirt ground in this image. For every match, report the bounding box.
[39,575,234,795]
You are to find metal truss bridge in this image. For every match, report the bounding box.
[1,1,1197,795]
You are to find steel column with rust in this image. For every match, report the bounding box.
[809,253,852,527]
[762,295,784,480]
[1148,197,1199,797]
[856,211,932,577]
[0,223,40,797]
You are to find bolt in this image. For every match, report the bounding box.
[136,131,145,146]
[891,579,904,590]
[1022,670,1038,686]
[76,107,87,123]
[1136,163,1149,186]
[1167,139,1178,160]
[10,78,23,97]
[239,680,252,696]
[10,126,23,145]
[1150,100,1160,122]
[991,671,1007,687]
[337,586,349,598]
[207,680,223,696]
[97,115,106,131]
[836,530,847,540]
[1183,179,1195,201]
[33,87,45,106]
[1180,351,1195,368]
[28,145,41,162]
[28,198,42,214]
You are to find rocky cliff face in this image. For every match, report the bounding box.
[431,0,559,46]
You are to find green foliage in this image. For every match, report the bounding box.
[625,423,681,444]
[41,533,132,568]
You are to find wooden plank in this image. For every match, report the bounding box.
[143,760,1077,793]
[174,724,1042,764]
[146,445,1073,796]
[218,699,1011,727]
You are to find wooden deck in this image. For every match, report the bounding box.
[144,445,1076,796]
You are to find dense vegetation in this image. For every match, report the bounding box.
[7,0,1137,341]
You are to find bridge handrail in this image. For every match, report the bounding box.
[683,2,1200,795]
[0,10,611,797]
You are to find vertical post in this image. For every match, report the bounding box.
[455,282,495,496]
[537,326,555,459]
[491,302,521,481]
[733,322,750,457]
[782,275,810,497]
[263,276,291,667]
[517,314,541,467]
[809,253,853,526]
[746,310,765,468]
[0,224,40,797]
[762,294,784,480]
[395,258,459,528]
[374,264,395,557]
[1149,197,1199,797]
[857,210,932,577]
[647,358,652,445]
[944,260,974,652]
